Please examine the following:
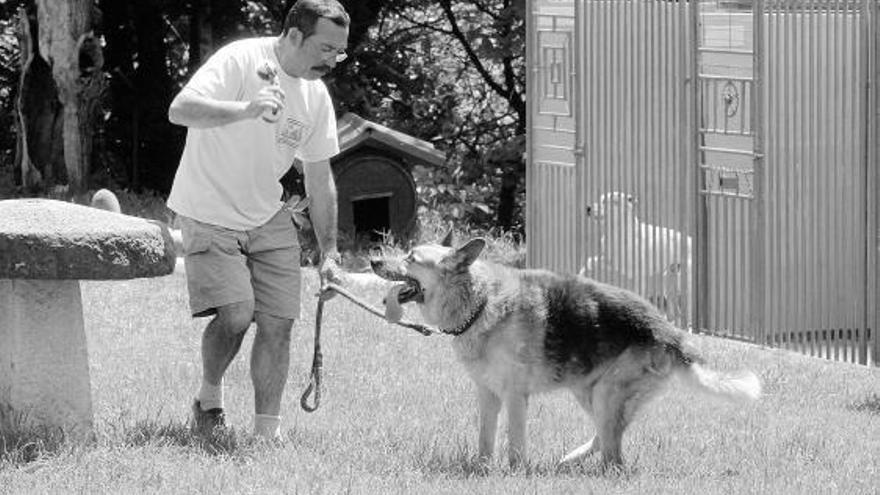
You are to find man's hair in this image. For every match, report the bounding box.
[283,0,350,39]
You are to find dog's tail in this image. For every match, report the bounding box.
[676,362,762,403]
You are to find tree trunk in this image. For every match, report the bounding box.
[16,5,65,191]
[189,0,214,72]
[33,0,104,195]
[494,135,526,232]
[15,7,36,189]
[497,168,518,230]
[131,0,182,193]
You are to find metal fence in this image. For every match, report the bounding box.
[526,0,879,366]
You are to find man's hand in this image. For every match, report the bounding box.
[245,86,286,121]
[168,87,286,129]
[318,253,345,300]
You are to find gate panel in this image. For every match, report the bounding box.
[695,7,761,340]
[527,1,580,273]
[695,0,876,365]
[525,0,878,365]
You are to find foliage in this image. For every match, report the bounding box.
[0,0,527,231]
[331,0,526,233]
[0,1,25,196]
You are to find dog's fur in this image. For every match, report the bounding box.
[586,192,693,321]
[372,235,760,469]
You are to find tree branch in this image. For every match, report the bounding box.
[388,5,453,36]
[437,0,509,101]
[471,0,500,21]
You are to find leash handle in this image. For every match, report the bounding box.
[300,296,324,412]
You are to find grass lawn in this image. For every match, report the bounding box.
[1,266,878,494]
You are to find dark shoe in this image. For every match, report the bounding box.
[190,399,226,435]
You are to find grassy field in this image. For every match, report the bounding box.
[1,266,879,494]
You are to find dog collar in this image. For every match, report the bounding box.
[439,297,488,336]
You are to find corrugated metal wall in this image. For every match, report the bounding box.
[758,1,876,363]
[527,0,695,324]
[526,0,879,366]
[581,0,695,327]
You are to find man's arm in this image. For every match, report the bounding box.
[303,159,343,282]
[168,88,284,129]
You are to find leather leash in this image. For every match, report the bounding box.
[299,282,435,412]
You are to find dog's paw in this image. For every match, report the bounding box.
[384,284,404,322]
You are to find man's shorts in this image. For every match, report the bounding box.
[178,209,301,320]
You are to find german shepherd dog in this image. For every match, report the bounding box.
[371,235,761,470]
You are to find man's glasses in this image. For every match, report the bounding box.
[310,39,347,63]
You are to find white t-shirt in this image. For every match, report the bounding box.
[167,37,339,230]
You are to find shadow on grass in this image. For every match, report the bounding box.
[0,425,70,466]
[848,393,880,415]
[122,419,267,459]
[0,406,70,466]
[413,442,627,479]
[414,447,491,479]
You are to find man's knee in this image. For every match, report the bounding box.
[212,300,256,335]
[255,312,294,343]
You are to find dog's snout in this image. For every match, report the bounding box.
[586,205,593,216]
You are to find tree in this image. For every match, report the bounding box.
[0,8,20,195]
[14,1,65,192]
[99,0,187,192]
[2,0,528,231]
[332,0,526,232]
[22,0,104,194]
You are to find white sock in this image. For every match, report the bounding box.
[197,378,224,411]
[254,414,282,440]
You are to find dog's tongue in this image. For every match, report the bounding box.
[384,284,405,323]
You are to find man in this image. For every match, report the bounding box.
[166,0,349,442]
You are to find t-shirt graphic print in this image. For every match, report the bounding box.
[277,117,309,151]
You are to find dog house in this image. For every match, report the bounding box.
[332,113,445,245]
[526,0,879,365]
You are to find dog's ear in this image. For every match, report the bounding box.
[440,229,455,247]
[448,238,486,267]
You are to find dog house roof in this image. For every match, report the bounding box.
[336,113,446,168]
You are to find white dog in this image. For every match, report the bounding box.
[585,192,692,322]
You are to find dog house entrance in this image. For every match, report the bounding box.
[352,193,391,243]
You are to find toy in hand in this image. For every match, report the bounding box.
[256,61,282,123]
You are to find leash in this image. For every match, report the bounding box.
[300,294,325,413]
[299,282,436,413]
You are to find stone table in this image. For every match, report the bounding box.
[0,199,176,435]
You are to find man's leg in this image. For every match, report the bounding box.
[244,209,302,441]
[250,312,294,440]
[200,300,255,392]
[178,215,254,433]
[191,301,253,433]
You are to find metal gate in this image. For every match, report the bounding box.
[526,0,879,366]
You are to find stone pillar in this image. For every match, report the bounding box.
[0,279,93,434]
